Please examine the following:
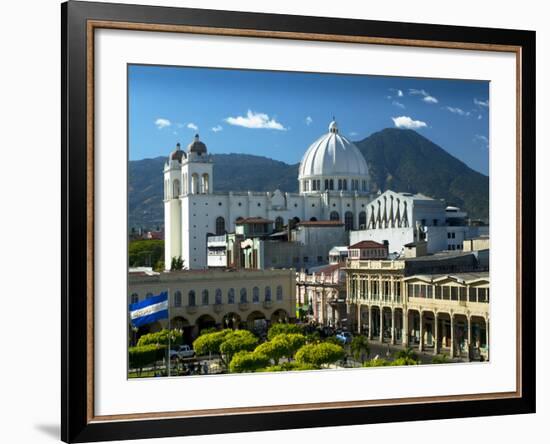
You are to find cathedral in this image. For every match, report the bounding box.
[163,120,372,269]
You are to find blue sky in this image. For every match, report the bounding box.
[128,65,489,175]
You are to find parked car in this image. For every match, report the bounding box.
[169,344,195,359]
[335,331,353,344]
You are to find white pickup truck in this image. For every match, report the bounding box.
[169,345,195,359]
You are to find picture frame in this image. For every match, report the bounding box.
[61,1,536,442]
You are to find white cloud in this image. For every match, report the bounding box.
[423,95,438,104]
[225,110,287,130]
[154,118,171,129]
[305,116,313,126]
[211,125,223,133]
[445,106,470,116]
[397,89,403,97]
[392,100,405,109]
[409,88,438,104]
[474,134,489,149]
[478,114,483,120]
[187,122,198,131]
[392,116,427,129]
[474,98,489,107]
[389,88,403,97]
[349,131,359,136]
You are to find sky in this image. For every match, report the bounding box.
[128,64,490,175]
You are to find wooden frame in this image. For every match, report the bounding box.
[62,1,536,442]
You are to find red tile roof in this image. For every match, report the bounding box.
[349,240,387,249]
[297,220,344,227]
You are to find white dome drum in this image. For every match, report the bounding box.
[298,120,369,194]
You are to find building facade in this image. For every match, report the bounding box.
[345,253,490,360]
[128,268,296,343]
[164,120,372,269]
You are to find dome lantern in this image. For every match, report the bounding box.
[187,133,207,155]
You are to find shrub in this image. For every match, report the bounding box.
[391,357,419,366]
[431,354,450,364]
[229,351,270,373]
[362,358,391,367]
[267,323,303,340]
[295,342,345,368]
[261,362,318,372]
[129,344,166,375]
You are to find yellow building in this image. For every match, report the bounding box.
[345,255,489,360]
[128,268,296,343]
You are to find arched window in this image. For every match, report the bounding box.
[227,288,235,304]
[191,173,199,194]
[130,293,139,304]
[276,285,283,301]
[265,286,272,302]
[343,179,348,191]
[362,180,367,191]
[174,290,182,307]
[359,211,367,229]
[253,287,260,303]
[338,179,342,190]
[275,217,284,231]
[345,211,354,231]
[240,288,248,303]
[330,211,340,221]
[215,216,225,235]
[201,289,209,306]
[215,288,222,305]
[173,179,180,197]
[188,290,196,307]
[329,179,334,190]
[201,173,209,194]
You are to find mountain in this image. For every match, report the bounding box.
[354,128,489,221]
[128,128,488,229]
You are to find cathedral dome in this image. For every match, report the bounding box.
[169,142,185,162]
[187,134,207,155]
[298,120,368,193]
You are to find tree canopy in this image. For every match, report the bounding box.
[128,239,164,268]
[137,329,183,348]
[295,342,345,368]
[267,323,303,340]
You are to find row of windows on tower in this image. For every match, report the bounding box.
[131,286,284,306]
[164,173,210,199]
[304,178,367,192]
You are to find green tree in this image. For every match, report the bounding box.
[254,333,306,365]
[219,330,259,364]
[229,351,270,373]
[350,335,370,363]
[192,329,232,357]
[137,329,183,348]
[170,256,184,271]
[261,362,317,372]
[128,239,164,267]
[295,342,345,368]
[128,344,166,376]
[267,323,303,340]
[391,357,420,366]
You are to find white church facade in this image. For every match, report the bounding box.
[163,120,373,269]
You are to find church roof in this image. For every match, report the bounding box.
[187,134,207,154]
[298,120,368,179]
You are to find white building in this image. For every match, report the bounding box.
[164,120,372,269]
[349,190,489,255]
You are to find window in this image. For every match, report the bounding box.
[343,179,348,190]
[359,211,367,229]
[201,173,209,194]
[215,217,225,235]
[130,293,139,304]
[329,179,334,190]
[240,288,247,303]
[201,290,209,306]
[324,179,329,190]
[433,219,438,226]
[459,286,466,301]
[442,287,450,300]
[426,285,433,298]
[469,287,477,302]
[451,287,458,300]
[362,180,367,191]
[338,179,342,190]
[447,232,452,239]
[188,290,196,306]
[317,256,323,263]
[228,288,235,304]
[265,286,272,302]
[174,291,182,307]
[344,211,354,231]
[330,211,340,221]
[253,287,260,303]
[276,285,283,301]
[478,288,488,303]
[173,179,180,197]
[303,256,309,263]
[215,288,222,305]
[275,217,284,231]
[435,286,442,299]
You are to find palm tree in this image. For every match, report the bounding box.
[350,335,370,363]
